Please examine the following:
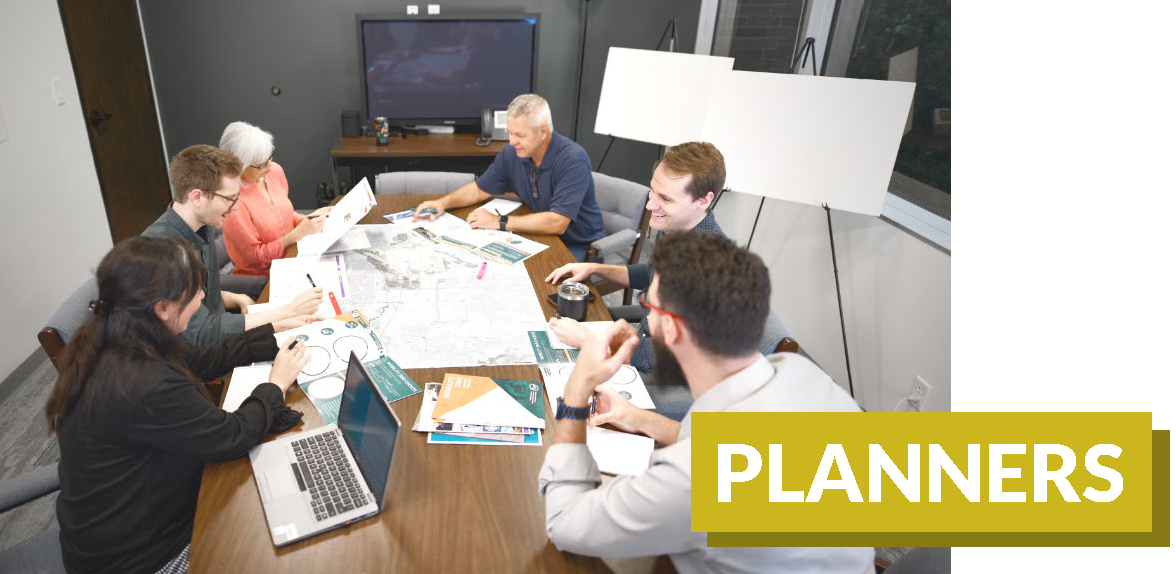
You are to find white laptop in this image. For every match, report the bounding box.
[248,351,401,546]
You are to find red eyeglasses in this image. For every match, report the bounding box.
[637,291,686,322]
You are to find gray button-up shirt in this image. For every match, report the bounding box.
[538,353,872,574]
[627,210,725,372]
[142,205,245,345]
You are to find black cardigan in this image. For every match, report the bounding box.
[55,325,282,574]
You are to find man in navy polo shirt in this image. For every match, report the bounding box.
[413,94,606,260]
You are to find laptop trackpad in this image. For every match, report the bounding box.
[260,466,302,503]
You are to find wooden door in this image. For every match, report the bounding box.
[58,0,171,242]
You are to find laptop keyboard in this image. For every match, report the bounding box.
[291,431,369,521]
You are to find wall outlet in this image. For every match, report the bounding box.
[406,5,419,15]
[428,4,440,14]
[909,375,932,410]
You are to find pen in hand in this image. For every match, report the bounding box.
[287,339,300,350]
[306,274,316,288]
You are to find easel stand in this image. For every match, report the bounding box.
[594,17,678,172]
[823,204,855,398]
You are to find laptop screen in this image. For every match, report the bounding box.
[338,352,400,508]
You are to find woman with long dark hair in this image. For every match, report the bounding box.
[46,237,309,574]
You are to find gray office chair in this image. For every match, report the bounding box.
[0,464,66,573]
[761,311,799,354]
[584,172,652,304]
[374,171,475,195]
[38,277,98,370]
[878,547,950,573]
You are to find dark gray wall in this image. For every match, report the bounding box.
[140,0,700,208]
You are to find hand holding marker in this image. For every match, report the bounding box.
[307,273,343,316]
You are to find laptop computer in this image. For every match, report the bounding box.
[249,351,402,546]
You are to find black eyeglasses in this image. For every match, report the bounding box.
[637,291,685,322]
[205,190,239,210]
[250,147,275,170]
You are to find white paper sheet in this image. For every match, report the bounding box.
[275,316,386,383]
[479,198,521,216]
[539,364,655,410]
[587,426,654,476]
[268,254,351,318]
[701,71,915,216]
[222,365,272,412]
[318,227,371,254]
[594,47,734,146]
[545,321,620,350]
[297,178,377,255]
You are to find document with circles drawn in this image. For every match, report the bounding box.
[273,310,385,384]
[538,363,656,410]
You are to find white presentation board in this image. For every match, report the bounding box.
[594,47,734,146]
[701,71,915,216]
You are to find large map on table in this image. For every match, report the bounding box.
[340,225,547,369]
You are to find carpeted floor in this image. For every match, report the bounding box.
[0,354,60,554]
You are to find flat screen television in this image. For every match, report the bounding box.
[357,14,539,128]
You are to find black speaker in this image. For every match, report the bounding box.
[341,110,361,138]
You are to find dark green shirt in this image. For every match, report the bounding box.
[142,205,245,345]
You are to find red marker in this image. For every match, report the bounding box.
[328,291,342,316]
[477,261,487,280]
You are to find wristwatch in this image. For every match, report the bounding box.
[555,396,590,420]
[499,214,509,231]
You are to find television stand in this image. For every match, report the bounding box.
[330,134,506,194]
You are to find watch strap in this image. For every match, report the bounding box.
[499,214,509,231]
[556,396,590,420]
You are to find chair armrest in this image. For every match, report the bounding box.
[0,464,60,514]
[590,229,638,258]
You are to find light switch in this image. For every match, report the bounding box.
[51,77,66,106]
[407,5,419,15]
[428,5,440,14]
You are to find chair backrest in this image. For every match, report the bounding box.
[38,276,98,370]
[759,310,797,356]
[374,171,475,195]
[591,172,648,236]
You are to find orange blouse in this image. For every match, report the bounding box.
[222,162,302,276]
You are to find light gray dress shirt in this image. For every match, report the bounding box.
[538,353,873,574]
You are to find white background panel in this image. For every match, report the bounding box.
[594,47,733,146]
[702,71,914,216]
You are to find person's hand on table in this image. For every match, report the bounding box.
[270,337,310,394]
[545,262,597,285]
[465,208,498,230]
[223,291,255,311]
[272,314,323,333]
[412,200,445,221]
[589,386,644,433]
[282,288,323,317]
[563,320,639,404]
[548,315,590,348]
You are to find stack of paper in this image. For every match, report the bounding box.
[297,178,377,256]
[386,210,549,265]
[417,373,544,446]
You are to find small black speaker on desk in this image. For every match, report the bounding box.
[341,110,361,138]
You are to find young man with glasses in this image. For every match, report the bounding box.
[540,232,869,573]
[143,145,323,345]
[412,94,606,260]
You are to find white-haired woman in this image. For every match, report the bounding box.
[219,121,330,276]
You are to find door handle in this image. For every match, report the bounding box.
[89,110,113,128]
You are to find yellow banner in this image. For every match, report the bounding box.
[691,412,1169,546]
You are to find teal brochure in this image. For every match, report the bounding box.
[299,355,420,424]
[527,330,579,364]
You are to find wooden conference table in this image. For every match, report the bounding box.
[190,195,612,572]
